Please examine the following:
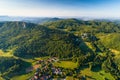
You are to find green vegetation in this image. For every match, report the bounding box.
[0,57,32,79]
[80,68,115,80]
[98,33,120,51]
[45,19,120,33]
[11,71,35,80]
[0,19,120,79]
[66,76,79,80]
[54,61,78,69]
[0,22,81,58]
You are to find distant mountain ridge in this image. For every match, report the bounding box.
[22,17,62,24]
[1,16,120,24]
[0,16,62,24]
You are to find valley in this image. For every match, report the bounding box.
[1,0,120,79]
[0,19,120,80]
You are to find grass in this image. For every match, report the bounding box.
[11,57,50,80]
[97,33,120,51]
[11,71,35,80]
[80,68,115,80]
[66,76,79,80]
[0,49,14,57]
[54,61,78,69]
[110,49,120,59]
[21,58,36,66]
[66,76,74,80]
[0,49,44,80]
[85,42,94,50]
[0,76,4,80]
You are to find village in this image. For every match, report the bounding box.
[25,57,87,80]
[27,57,66,80]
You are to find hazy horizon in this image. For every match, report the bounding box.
[0,0,120,18]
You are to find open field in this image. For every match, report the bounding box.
[11,71,35,80]
[0,49,13,57]
[0,76,4,80]
[80,68,115,80]
[66,76,79,80]
[54,61,78,69]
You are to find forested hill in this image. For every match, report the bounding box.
[0,19,120,57]
[0,21,82,58]
[45,19,120,51]
[1,19,120,58]
[45,19,120,33]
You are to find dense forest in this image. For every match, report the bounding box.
[0,19,120,79]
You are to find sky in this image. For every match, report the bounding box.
[0,0,120,18]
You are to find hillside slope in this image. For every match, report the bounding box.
[0,22,81,58]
